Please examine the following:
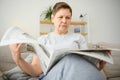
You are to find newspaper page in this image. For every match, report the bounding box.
[68,49,113,64]
[34,46,113,75]
[0,26,113,75]
[0,26,38,46]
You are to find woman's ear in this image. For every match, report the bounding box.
[51,14,54,23]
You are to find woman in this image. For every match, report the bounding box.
[9,2,106,80]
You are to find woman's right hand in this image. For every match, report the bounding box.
[9,43,22,63]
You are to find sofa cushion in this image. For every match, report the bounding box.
[2,66,37,80]
[108,77,120,80]
[104,50,120,78]
[0,71,4,80]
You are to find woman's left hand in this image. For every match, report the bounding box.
[97,45,111,70]
[98,60,106,70]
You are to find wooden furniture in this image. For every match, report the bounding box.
[40,20,88,36]
[40,20,87,25]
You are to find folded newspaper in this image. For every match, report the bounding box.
[0,27,113,75]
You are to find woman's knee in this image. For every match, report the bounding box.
[62,54,85,64]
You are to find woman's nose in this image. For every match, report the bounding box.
[62,18,67,23]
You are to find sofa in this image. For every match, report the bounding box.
[0,42,120,80]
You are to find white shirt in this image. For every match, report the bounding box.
[38,32,87,50]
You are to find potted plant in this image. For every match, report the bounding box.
[40,6,52,20]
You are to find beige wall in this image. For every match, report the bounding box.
[0,0,120,44]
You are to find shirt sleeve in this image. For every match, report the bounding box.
[37,35,47,45]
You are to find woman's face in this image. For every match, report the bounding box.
[51,8,71,34]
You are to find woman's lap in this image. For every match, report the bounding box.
[39,54,106,80]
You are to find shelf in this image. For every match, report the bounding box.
[40,20,87,25]
[75,32,88,36]
[40,32,88,36]
[40,32,48,35]
[40,20,52,24]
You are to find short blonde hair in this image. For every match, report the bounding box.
[52,2,72,16]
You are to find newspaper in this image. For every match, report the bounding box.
[0,27,113,75]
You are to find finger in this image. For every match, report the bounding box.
[99,45,104,49]
[9,43,22,53]
[99,60,106,70]
[108,50,111,54]
[17,43,23,49]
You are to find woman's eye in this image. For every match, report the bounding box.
[59,17,63,19]
[58,16,71,19]
[66,17,70,19]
